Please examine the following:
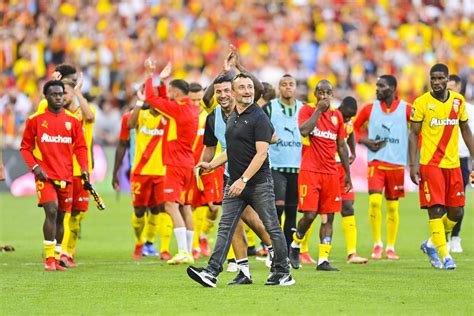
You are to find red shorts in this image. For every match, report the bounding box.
[72,176,89,211]
[367,163,405,199]
[337,164,354,201]
[298,170,341,214]
[163,166,193,205]
[130,174,165,207]
[35,179,72,212]
[419,165,465,209]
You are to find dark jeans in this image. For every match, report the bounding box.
[206,177,290,275]
[272,169,298,252]
[452,157,471,236]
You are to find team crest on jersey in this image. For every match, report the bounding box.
[453,98,461,113]
[41,121,48,128]
[65,122,72,130]
[331,116,338,126]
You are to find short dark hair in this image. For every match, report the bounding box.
[261,82,276,101]
[189,82,203,93]
[281,74,294,79]
[232,72,252,83]
[340,96,358,112]
[54,64,77,77]
[43,80,64,96]
[170,79,189,95]
[214,70,236,85]
[379,75,397,88]
[448,74,461,84]
[430,63,449,76]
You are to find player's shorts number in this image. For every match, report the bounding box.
[299,184,308,198]
[131,182,141,195]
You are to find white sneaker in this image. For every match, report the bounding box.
[450,236,463,253]
[226,261,238,272]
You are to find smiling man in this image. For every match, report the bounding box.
[187,73,294,287]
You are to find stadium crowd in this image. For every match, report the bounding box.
[2,0,474,147]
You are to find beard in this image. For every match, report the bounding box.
[241,96,254,105]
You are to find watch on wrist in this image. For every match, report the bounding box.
[240,176,249,184]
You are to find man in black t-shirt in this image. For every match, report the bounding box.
[187,73,294,288]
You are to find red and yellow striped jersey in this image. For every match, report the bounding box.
[131,109,166,176]
[411,91,468,168]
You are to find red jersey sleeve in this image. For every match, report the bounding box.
[72,119,89,171]
[145,77,179,118]
[20,117,38,170]
[298,104,313,127]
[405,103,412,122]
[119,112,130,141]
[353,103,372,143]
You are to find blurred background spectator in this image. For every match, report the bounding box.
[1,0,473,148]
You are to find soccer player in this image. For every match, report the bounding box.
[112,104,173,260]
[56,71,96,268]
[20,80,88,271]
[187,73,295,287]
[337,97,369,264]
[446,74,474,253]
[409,64,474,270]
[353,75,411,260]
[289,80,352,271]
[185,82,223,259]
[262,74,303,254]
[144,59,198,264]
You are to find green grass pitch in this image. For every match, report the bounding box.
[1,192,472,315]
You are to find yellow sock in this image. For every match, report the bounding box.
[66,214,81,255]
[131,213,145,244]
[318,243,332,262]
[342,215,357,256]
[192,206,207,249]
[145,213,160,244]
[368,193,383,245]
[62,212,71,253]
[158,212,173,253]
[300,221,315,253]
[429,218,448,258]
[245,225,256,248]
[386,200,399,249]
[226,245,235,260]
[442,214,457,235]
[44,240,56,259]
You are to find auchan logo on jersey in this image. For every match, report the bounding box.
[140,126,164,136]
[40,133,72,144]
[429,118,459,127]
[311,128,337,140]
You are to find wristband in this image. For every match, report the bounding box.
[136,100,144,108]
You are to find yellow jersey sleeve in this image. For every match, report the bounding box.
[411,95,425,122]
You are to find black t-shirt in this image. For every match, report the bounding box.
[226,103,273,185]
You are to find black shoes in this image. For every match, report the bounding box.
[265,272,296,286]
[228,271,253,285]
[187,266,218,288]
[316,261,339,271]
[289,245,301,269]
